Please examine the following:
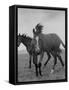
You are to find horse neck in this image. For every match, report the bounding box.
[21,38,31,48]
[21,39,27,47]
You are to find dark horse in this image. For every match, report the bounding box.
[18,34,42,76]
[18,34,33,68]
[33,23,65,73]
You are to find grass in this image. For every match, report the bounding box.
[18,50,65,82]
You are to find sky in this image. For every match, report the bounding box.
[18,8,65,51]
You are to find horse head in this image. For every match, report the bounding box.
[33,28,41,53]
[18,34,26,47]
[18,33,22,47]
[35,23,43,34]
[33,23,43,53]
[17,33,22,47]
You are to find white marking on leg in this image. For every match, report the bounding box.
[50,69,54,74]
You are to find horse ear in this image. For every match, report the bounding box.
[19,33,20,36]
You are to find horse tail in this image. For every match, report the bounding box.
[61,40,65,48]
[56,34,65,48]
[58,48,62,53]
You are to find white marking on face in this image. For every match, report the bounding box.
[35,28,37,32]
[36,36,40,50]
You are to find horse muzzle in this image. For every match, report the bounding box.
[35,48,40,54]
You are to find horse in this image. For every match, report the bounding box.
[33,23,65,74]
[18,34,33,68]
[18,34,51,76]
[18,34,42,76]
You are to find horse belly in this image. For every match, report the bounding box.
[43,40,59,52]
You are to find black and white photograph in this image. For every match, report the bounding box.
[0,0,69,89]
[17,6,67,83]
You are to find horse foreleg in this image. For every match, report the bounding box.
[38,52,44,76]
[29,55,32,68]
[44,52,51,66]
[35,64,38,76]
[39,63,42,76]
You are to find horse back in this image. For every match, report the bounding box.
[39,33,61,51]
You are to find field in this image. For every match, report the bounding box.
[18,50,65,82]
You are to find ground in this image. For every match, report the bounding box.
[18,50,65,82]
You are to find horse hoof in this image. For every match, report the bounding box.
[50,69,54,74]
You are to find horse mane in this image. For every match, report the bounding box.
[35,23,43,34]
[22,34,32,41]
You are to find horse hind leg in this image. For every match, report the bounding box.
[38,52,44,76]
[35,62,42,77]
[51,54,57,73]
[44,52,51,66]
[33,54,39,76]
[57,54,64,67]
